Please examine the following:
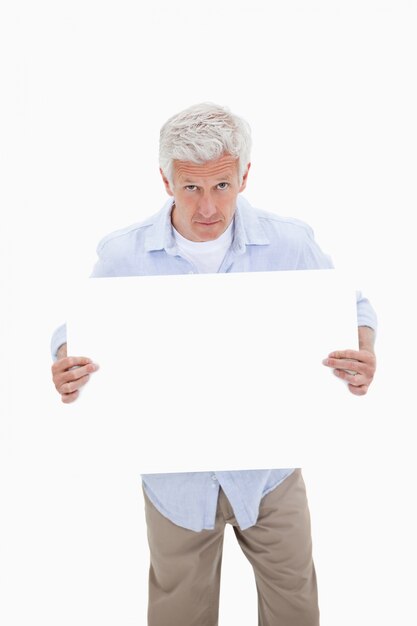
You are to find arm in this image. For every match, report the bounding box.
[322,326,376,396]
[50,227,118,403]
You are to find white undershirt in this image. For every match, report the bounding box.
[173,220,234,273]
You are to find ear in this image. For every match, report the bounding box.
[239,162,251,192]
[160,168,174,196]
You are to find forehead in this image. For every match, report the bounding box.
[173,154,239,182]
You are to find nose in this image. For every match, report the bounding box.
[198,195,217,219]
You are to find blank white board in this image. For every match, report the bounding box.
[67,269,358,471]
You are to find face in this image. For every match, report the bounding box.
[160,154,250,242]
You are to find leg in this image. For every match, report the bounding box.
[143,488,225,626]
[233,469,320,626]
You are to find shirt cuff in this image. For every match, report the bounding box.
[50,323,67,361]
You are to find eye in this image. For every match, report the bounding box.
[217,182,229,190]
[185,185,198,191]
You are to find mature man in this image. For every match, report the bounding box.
[51,102,377,626]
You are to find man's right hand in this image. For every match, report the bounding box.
[51,343,99,404]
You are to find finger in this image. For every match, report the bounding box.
[58,373,91,396]
[327,349,361,360]
[327,350,376,367]
[57,363,97,384]
[61,390,80,404]
[347,383,369,396]
[333,369,365,385]
[69,362,98,379]
[52,356,94,375]
[323,359,360,376]
[323,357,362,373]
[53,362,98,392]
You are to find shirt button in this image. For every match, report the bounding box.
[211,474,217,481]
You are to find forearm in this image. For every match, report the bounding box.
[358,326,375,354]
[358,326,375,353]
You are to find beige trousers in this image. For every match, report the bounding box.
[143,469,319,626]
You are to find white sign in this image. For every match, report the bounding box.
[67,269,358,472]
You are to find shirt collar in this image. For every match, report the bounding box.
[143,198,177,253]
[144,195,270,254]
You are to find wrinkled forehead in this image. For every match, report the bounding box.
[173,154,239,183]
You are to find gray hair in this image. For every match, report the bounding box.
[159,102,252,188]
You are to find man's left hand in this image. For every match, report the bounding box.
[322,326,376,396]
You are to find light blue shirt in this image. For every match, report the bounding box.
[51,195,377,532]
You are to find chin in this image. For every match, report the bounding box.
[194,224,224,240]
[197,231,221,242]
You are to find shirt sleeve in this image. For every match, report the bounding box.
[356,291,378,333]
[299,225,378,333]
[89,255,117,278]
[50,323,67,361]
[89,232,127,277]
[50,238,115,360]
[297,223,334,270]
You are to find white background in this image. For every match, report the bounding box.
[1,1,417,624]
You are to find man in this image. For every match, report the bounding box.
[51,102,377,626]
